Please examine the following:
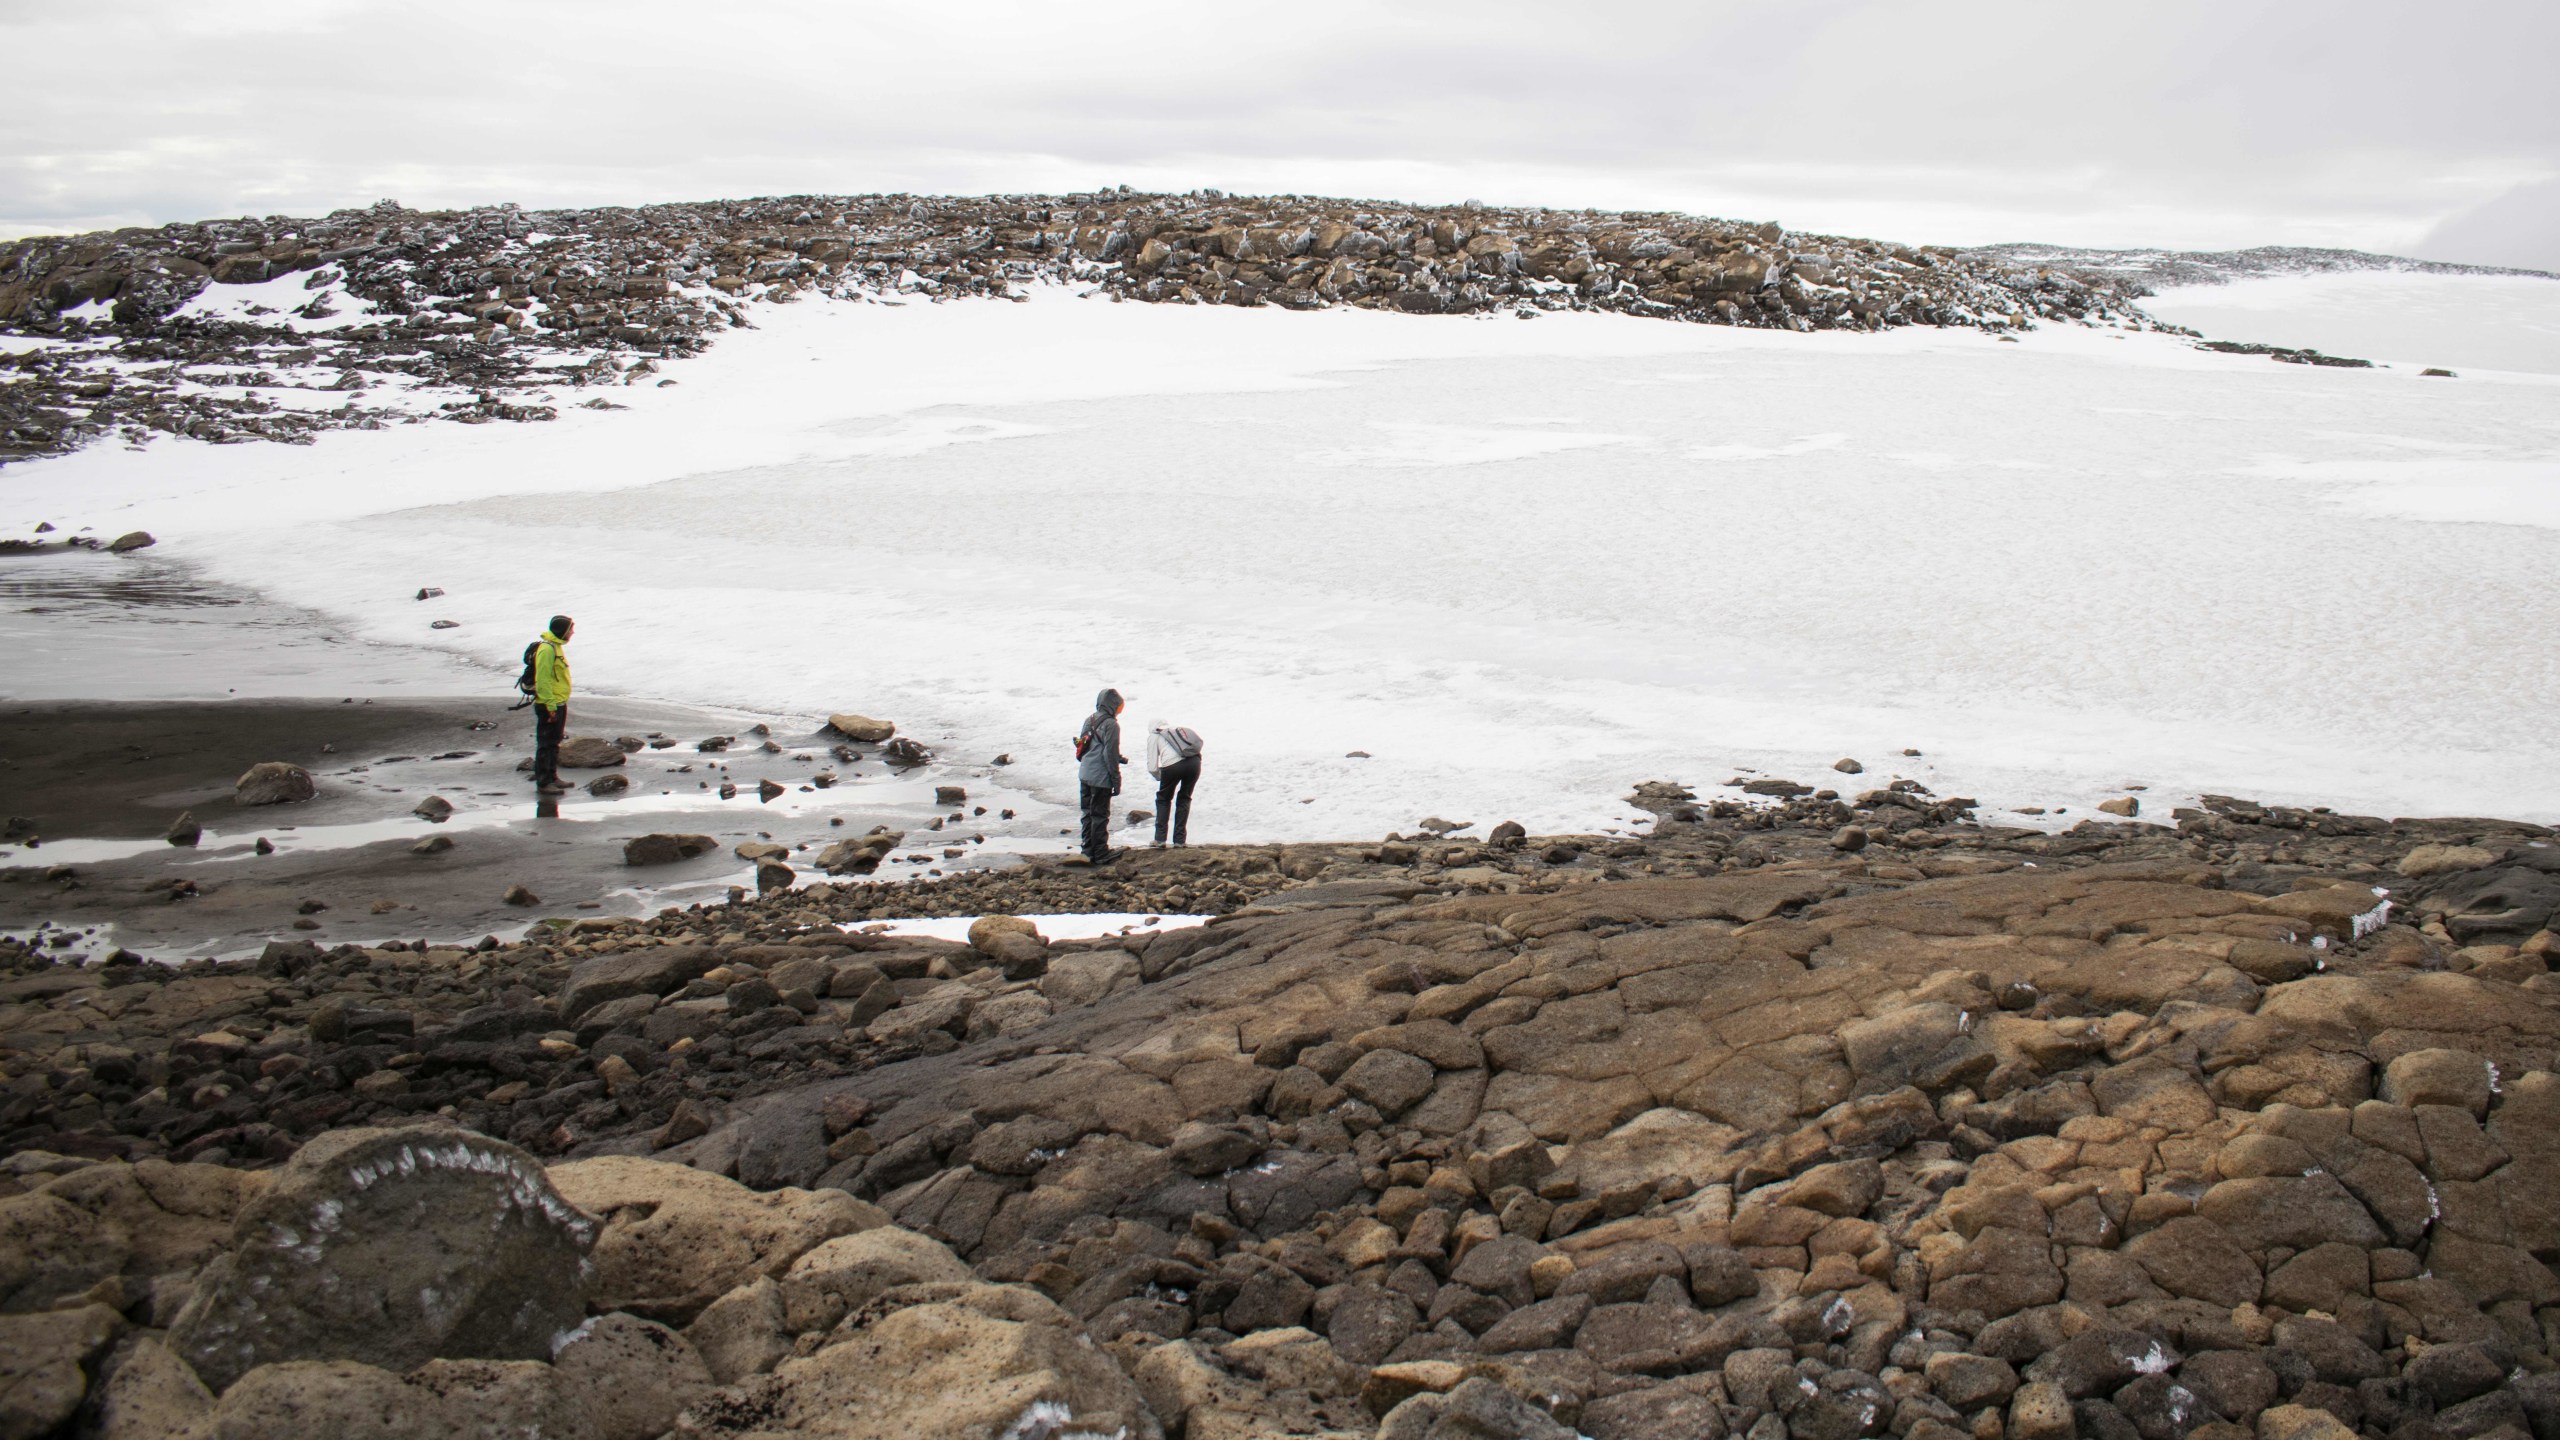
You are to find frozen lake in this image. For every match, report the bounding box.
[6,273,2559,845]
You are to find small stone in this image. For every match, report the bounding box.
[411,834,453,855]
[166,811,201,846]
[503,884,539,906]
[413,795,454,822]
[825,713,895,742]
[2097,797,2139,817]
[624,833,717,866]
[1834,758,1864,774]
[1832,825,1869,852]
[106,530,156,553]
[2012,1381,2076,1440]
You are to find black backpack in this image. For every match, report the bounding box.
[515,640,542,700]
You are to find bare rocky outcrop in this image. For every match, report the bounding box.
[3,785,2558,1437]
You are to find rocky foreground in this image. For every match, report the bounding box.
[3,788,2559,1439]
[0,188,2176,466]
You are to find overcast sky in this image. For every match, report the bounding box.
[5,0,2554,268]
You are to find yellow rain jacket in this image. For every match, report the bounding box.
[533,630,571,706]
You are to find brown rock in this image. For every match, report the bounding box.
[546,1156,884,1322]
[2192,1175,2382,1252]
[2120,1217,2260,1308]
[2378,1048,2493,1115]
[558,737,627,768]
[0,1302,123,1440]
[624,833,718,866]
[235,762,317,805]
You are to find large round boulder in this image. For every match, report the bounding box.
[166,1125,596,1392]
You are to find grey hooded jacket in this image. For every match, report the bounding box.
[1077,688,1125,790]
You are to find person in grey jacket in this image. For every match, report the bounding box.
[1075,687,1126,863]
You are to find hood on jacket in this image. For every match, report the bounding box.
[1095,687,1123,715]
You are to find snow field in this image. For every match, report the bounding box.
[6,275,2559,847]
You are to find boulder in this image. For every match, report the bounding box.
[825,714,896,742]
[1770,1157,1884,1217]
[201,1359,470,1439]
[968,915,1041,953]
[1336,1048,1436,1115]
[0,1303,122,1439]
[557,737,627,768]
[0,1157,268,1314]
[1579,1382,1729,1440]
[1380,1375,1577,1440]
[2193,1174,2382,1252]
[679,1282,1150,1439]
[167,1126,595,1392]
[815,827,902,875]
[2399,845,2498,879]
[411,795,453,822]
[623,833,718,866]
[549,1311,716,1440]
[777,1226,975,1332]
[2379,1048,2493,1115]
[105,530,156,553]
[1570,1108,1745,1196]
[2120,1217,2261,1308]
[1038,950,1140,1009]
[545,1155,884,1322]
[1840,1003,1991,1094]
[558,946,717,1021]
[236,762,317,806]
[89,1336,215,1440]
[686,1276,792,1385]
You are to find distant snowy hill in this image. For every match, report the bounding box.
[1965,241,2555,293]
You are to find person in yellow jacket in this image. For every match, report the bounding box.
[531,615,573,794]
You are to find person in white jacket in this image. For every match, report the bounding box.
[1147,722,1204,847]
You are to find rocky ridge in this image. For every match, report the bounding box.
[5,787,2560,1438]
[0,189,2174,466]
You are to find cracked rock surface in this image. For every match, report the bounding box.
[3,790,2558,1437]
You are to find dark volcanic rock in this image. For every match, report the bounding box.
[166,1124,594,1390]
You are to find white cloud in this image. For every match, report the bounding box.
[4,0,2555,258]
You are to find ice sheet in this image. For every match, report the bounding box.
[2144,271,2560,376]
[7,277,2559,843]
[857,913,1210,943]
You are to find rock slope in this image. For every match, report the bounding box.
[0,189,2171,465]
[4,790,2558,1438]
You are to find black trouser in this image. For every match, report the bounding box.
[533,703,567,786]
[1153,757,1200,845]
[1080,781,1115,859]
